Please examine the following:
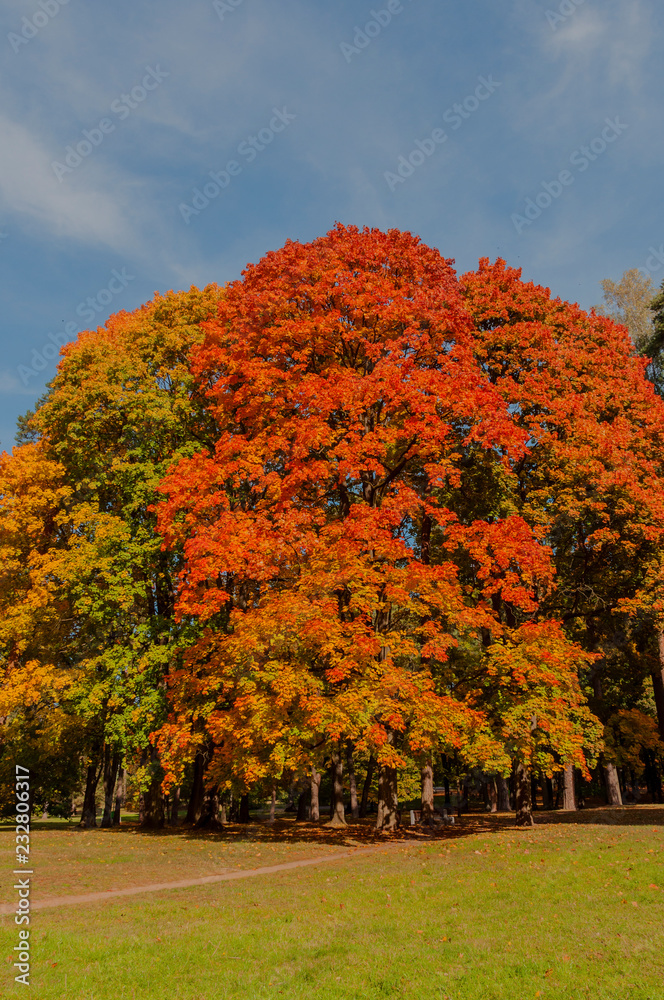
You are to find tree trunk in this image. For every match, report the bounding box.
[169,785,181,825]
[653,632,664,741]
[296,789,310,821]
[542,775,553,810]
[561,766,576,811]
[228,792,238,822]
[269,785,276,824]
[239,794,250,823]
[80,760,102,828]
[310,766,321,822]
[457,779,469,816]
[603,762,622,806]
[113,769,125,826]
[195,785,221,829]
[346,742,359,820]
[326,750,346,827]
[420,762,434,823]
[488,776,498,813]
[644,751,662,803]
[141,774,165,829]
[496,774,510,812]
[185,750,206,825]
[359,755,376,818]
[530,774,539,810]
[101,750,120,828]
[515,762,534,827]
[376,764,399,831]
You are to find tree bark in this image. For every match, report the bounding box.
[113,769,125,826]
[296,789,310,821]
[169,785,181,825]
[228,792,238,822]
[310,766,321,821]
[101,750,120,828]
[561,765,576,811]
[488,776,498,813]
[326,750,346,827]
[376,764,399,831]
[195,785,222,829]
[269,784,277,824]
[603,762,622,806]
[653,632,664,741]
[644,751,663,803]
[346,742,359,820]
[359,755,376,818]
[458,779,469,816]
[141,773,165,829]
[542,775,553,810]
[239,794,250,823]
[496,774,510,812]
[185,750,206,825]
[515,762,534,827]
[80,760,103,828]
[420,761,434,823]
[530,774,539,810]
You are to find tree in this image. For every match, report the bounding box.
[157,225,607,828]
[11,285,224,824]
[595,268,655,351]
[460,258,664,807]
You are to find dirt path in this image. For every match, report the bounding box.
[0,842,411,915]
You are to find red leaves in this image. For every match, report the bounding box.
[153,226,664,786]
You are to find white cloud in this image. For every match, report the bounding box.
[0,114,138,256]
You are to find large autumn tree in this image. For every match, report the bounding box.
[156,225,597,828]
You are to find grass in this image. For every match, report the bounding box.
[0,817,357,901]
[1,811,663,999]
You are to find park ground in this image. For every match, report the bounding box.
[1,807,663,999]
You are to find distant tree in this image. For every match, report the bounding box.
[595,267,655,353]
[594,268,655,351]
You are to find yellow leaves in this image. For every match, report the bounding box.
[0,659,70,715]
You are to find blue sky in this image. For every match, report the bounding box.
[1,0,662,449]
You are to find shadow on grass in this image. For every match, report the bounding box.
[10,804,662,848]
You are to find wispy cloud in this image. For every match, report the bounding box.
[0,114,139,255]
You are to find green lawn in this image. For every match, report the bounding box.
[1,817,663,999]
